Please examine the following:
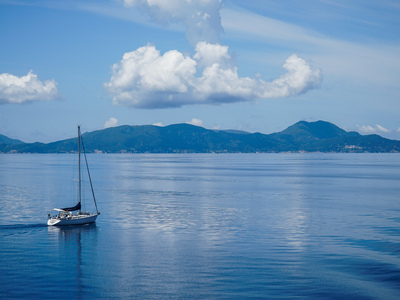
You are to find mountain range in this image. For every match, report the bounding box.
[1,120,400,153]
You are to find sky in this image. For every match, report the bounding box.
[0,0,399,143]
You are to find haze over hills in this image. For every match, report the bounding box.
[1,121,400,153]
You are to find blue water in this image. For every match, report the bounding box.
[1,153,400,299]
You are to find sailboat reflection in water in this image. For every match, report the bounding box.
[47,126,100,226]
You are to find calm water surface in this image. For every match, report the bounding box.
[0,153,400,299]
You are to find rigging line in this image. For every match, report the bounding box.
[80,133,100,215]
[78,126,81,213]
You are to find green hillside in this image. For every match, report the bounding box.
[1,121,400,153]
[0,134,25,146]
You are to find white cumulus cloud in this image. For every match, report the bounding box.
[0,71,59,104]
[358,125,376,134]
[104,117,118,128]
[122,0,223,45]
[187,118,204,127]
[194,41,230,68]
[357,124,391,134]
[375,124,390,133]
[104,43,321,109]
[259,54,322,97]
[106,0,322,109]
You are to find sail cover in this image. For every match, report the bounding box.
[61,202,81,212]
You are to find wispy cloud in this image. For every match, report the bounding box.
[0,0,171,31]
[122,0,223,46]
[0,71,59,104]
[222,7,322,47]
[221,5,400,87]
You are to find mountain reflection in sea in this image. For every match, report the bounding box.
[0,153,399,299]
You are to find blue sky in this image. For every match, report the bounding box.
[0,0,399,143]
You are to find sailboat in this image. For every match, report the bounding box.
[47,126,100,226]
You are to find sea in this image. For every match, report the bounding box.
[0,153,399,299]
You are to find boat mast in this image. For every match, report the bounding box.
[78,125,82,213]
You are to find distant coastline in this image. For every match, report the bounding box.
[1,120,400,154]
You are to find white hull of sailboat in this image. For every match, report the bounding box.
[47,214,98,226]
